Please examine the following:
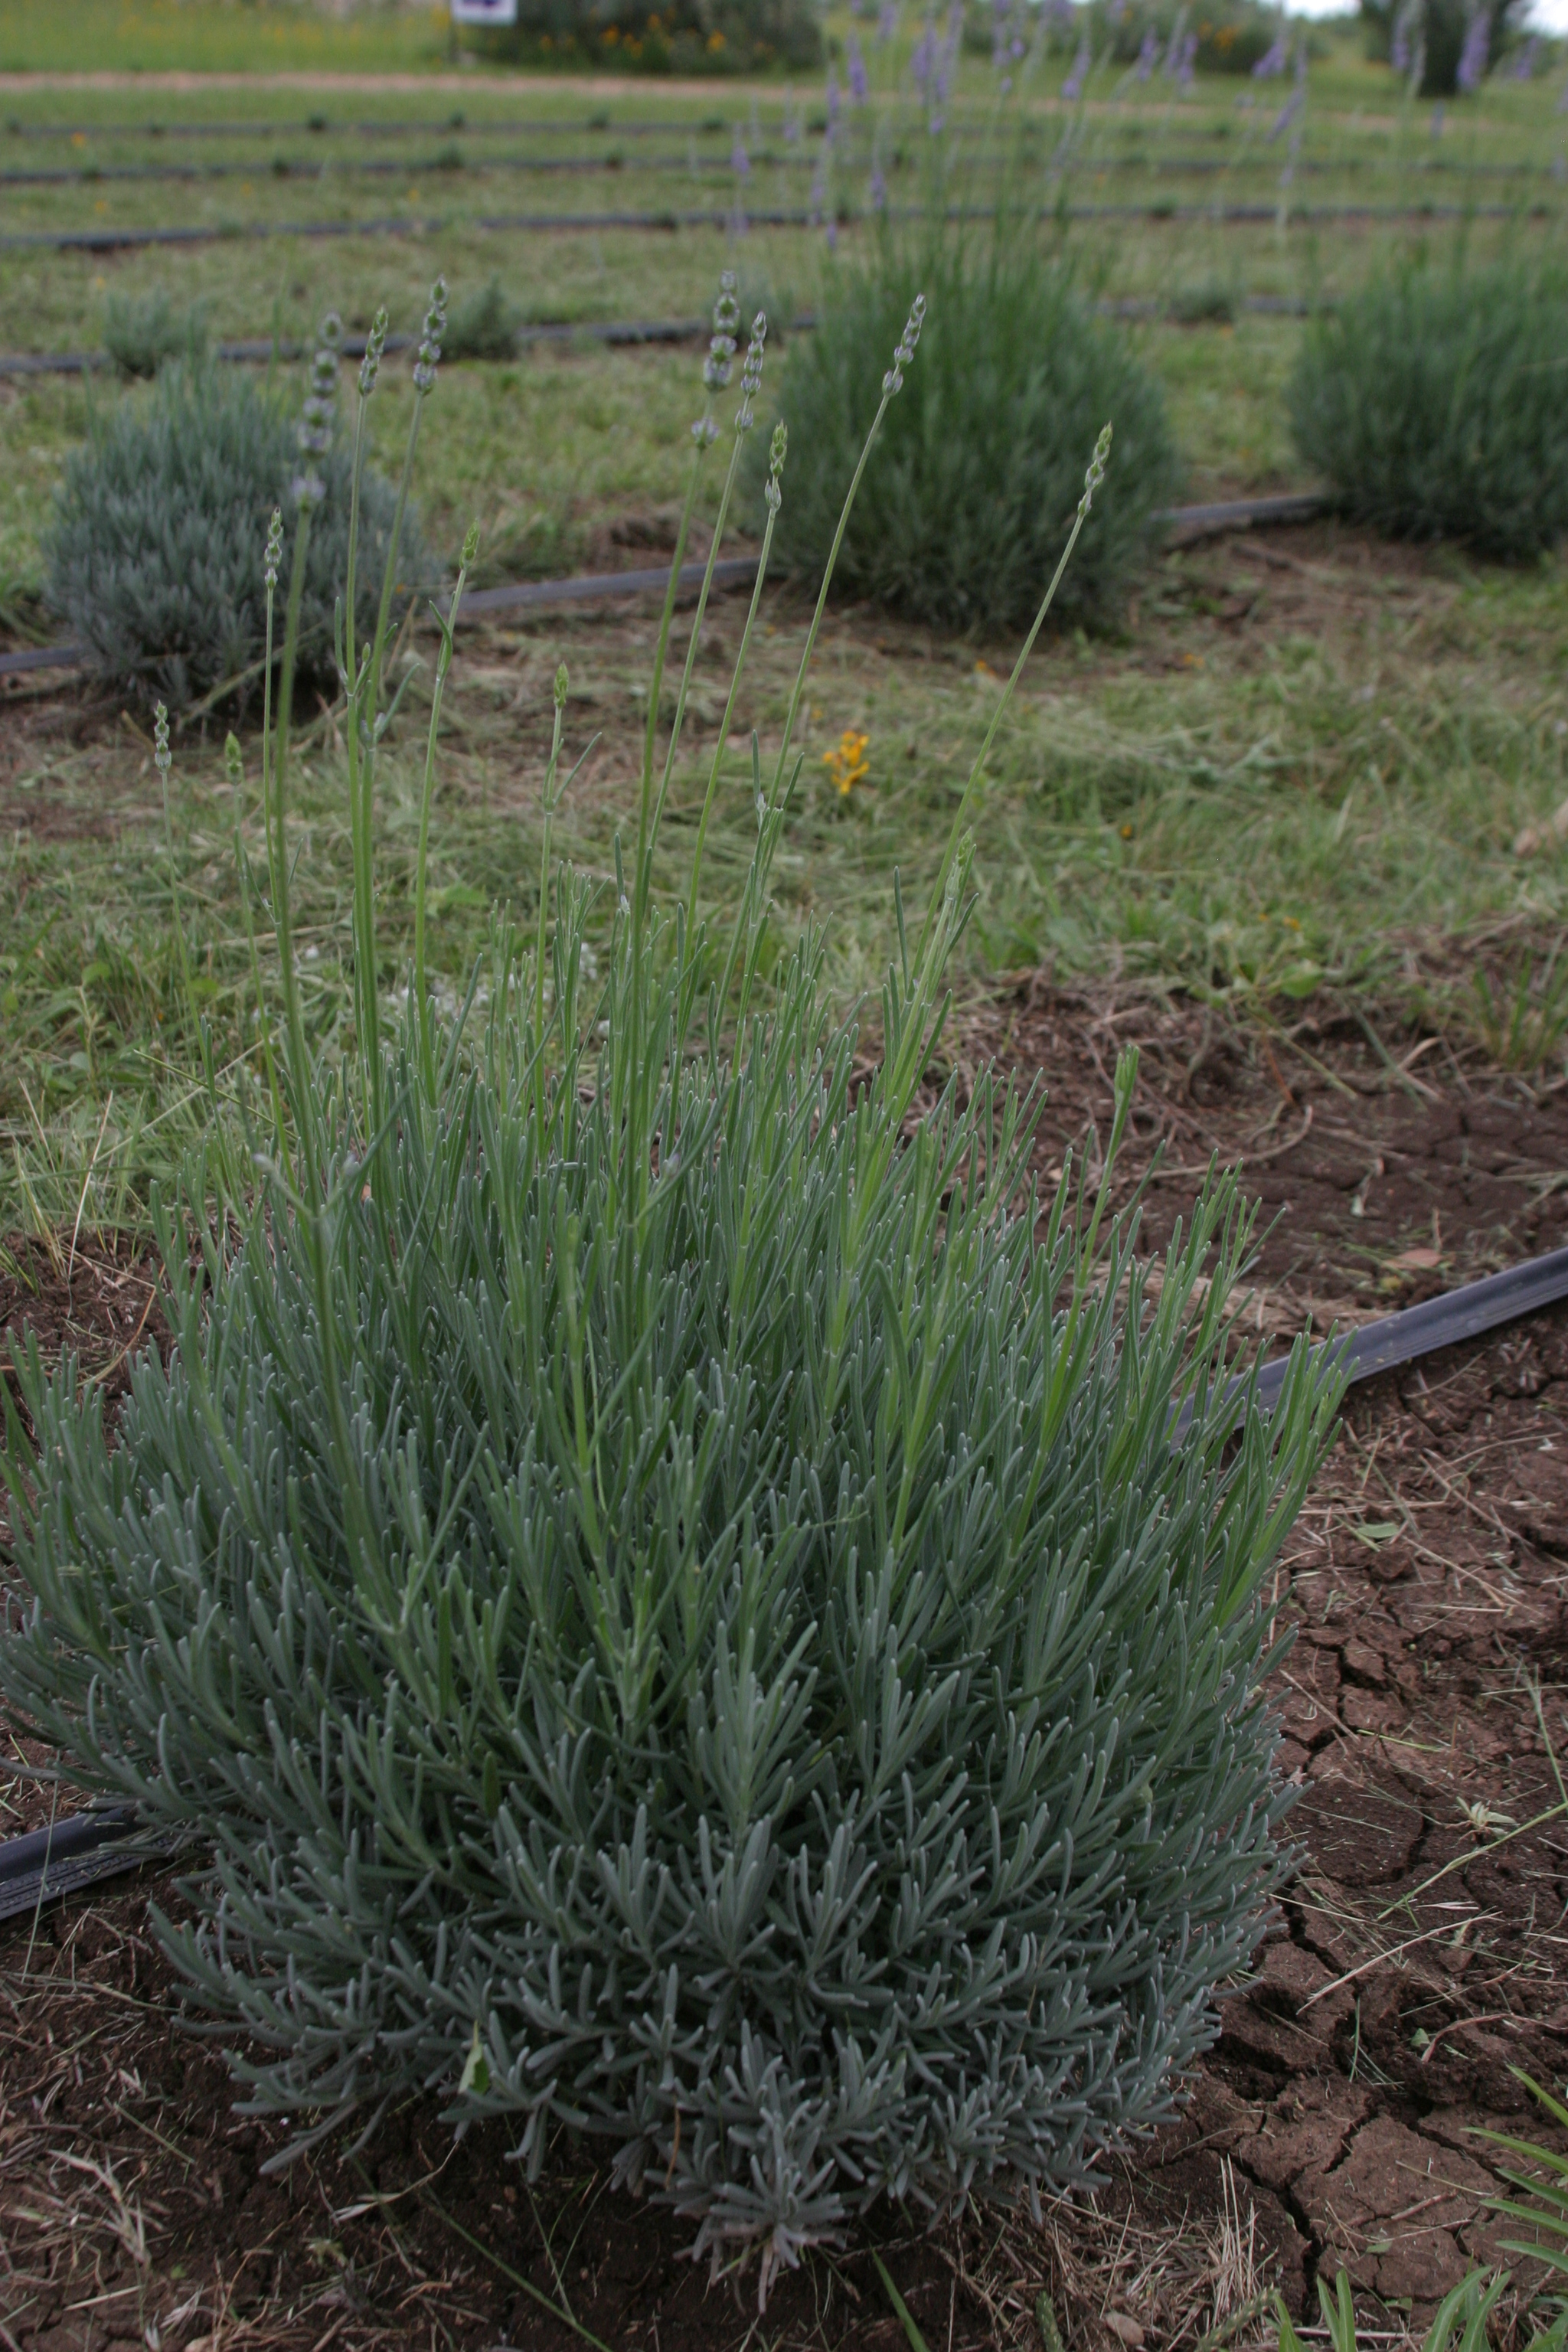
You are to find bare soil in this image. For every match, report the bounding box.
[2,990,1567,2348]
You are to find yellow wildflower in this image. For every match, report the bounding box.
[824,730,869,797]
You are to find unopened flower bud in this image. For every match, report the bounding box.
[413,273,448,396]
[461,519,481,567]
[358,306,389,397]
[224,731,243,788]
[264,506,283,591]
[1076,421,1113,521]
[554,662,569,709]
[153,703,171,776]
[691,414,720,447]
[714,270,740,337]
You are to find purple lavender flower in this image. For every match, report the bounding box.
[1510,34,1538,78]
[869,162,888,210]
[1269,82,1303,139]
[1134,26,1159,79]
[1456,8,1488,91]
[1253,25,1289,77]
[877,0,898,41]
[1176,29,1197,83]
[848,34,870,101]
[1062,35,1090,100]
[731,131,750,178]
[925,3,961,127]
[911,15,936,95]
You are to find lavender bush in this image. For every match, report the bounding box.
[4,273,1338,2300]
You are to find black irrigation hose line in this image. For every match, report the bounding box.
[0,494,1334,683]
[3,149,1553,191]
[0,113,799,143]
[2,194,1551,257]
[0,152,746,187]
[5,1240,1567,1918]
[1175,1242,1568,1440]
[0,312,729,378]
[0,1803,183,1922]
[0,293,1321,381]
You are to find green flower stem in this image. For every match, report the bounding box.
[920,426,1112,963]
[684,501,779,933]
[412,539,477,1093]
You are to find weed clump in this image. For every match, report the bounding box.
[102,285,207,378]
[2,281,1338,2292]
[43,354,426,709]
[1289,260,1568,561]
[756,232,1181,632]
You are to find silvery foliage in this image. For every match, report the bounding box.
[43,321,426,710]
[4,282,1340,2305]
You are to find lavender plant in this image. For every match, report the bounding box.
[754,225,1181,632]
[1289,256,1568,560]
[43,353,429,710]
[3,273,1338,2295]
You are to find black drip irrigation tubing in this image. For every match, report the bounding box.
[1,193,1550,258]
[0,493,1331,683]
[0,151,756,188]
[0,294,1320,381]
[5,1240,1567,1917]
[2,149,1553,192]
[0,1804,183,1923]
[0,113,790,142]
[0,310,731,378]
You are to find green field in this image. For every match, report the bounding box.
[2,8,1566,1236]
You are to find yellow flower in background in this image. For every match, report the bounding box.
[824,729,869,797]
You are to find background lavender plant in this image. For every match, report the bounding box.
[1289,255,1568,560]
[42,356,428,710]
[753,223,1181,634]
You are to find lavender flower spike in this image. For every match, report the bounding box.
[882,291,926,396]
[735,312,766,433]
[1076,423,1112,524]
[292,310,341,511]
[764,420,787,514]
[358,305,389,399]
[412,276,448,397]
[154,701,172,777]
[1456,8,1488,90]
[264,507,283,593]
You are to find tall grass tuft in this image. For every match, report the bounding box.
[1289,258,1568,562]
[43,351,429,710]
[754,227,1181,635]
[2,275,1339,2296]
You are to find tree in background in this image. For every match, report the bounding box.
[1359,0,1530,95]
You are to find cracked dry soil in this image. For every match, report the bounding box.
[2,986,1566,2349]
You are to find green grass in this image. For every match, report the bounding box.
[2,41,1566,1233]
[5,525,1566,1232]
[0,0,452,77]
